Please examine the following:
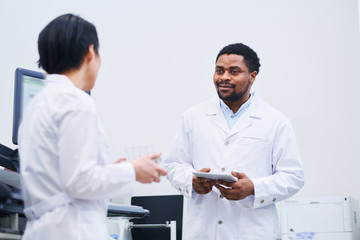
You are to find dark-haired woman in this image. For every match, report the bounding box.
[18,14,166,240]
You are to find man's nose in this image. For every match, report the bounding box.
[220,71,231,81]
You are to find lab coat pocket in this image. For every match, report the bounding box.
[233,136,272,176]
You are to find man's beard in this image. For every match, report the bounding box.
[216,80,251,102]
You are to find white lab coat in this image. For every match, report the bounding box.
[19,74,135,240]
[164,94,304,240]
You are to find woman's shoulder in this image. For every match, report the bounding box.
[40,84,96,115]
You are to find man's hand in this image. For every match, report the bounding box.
[192,168,216,194]
[215,171,254,200]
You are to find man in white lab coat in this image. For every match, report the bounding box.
[164,43,304,240]
[19,14,167,240]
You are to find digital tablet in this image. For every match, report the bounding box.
[193,172,237,182]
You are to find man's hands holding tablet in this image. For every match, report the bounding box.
[192,168,216,194]
[215,171,255,200]
[192,169,254,200]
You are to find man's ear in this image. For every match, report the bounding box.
[250,71,257,84]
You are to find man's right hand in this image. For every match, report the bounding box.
[192,168,215,194]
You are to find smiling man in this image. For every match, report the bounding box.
[164,43,304,240]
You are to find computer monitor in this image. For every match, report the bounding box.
[11,68,91,145]
[12,68,45,145]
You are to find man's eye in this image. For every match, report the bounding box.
[216,70,223,74]
[231,70,239,74]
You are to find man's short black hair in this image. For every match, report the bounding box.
[216,43,260,74]
[38,13,99,74]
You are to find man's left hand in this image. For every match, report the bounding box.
[215,171,255,200]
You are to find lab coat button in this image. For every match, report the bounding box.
[221,168,225,172]
[186,190,189,194]
[230,115,234,119]
[220,194,224,199]
[260,199,265,204]
[272,197,276,202]
[218,220,223,224]
[178,187,182,192]
[225,141,229,146]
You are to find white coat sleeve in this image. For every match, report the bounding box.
[57,99,135,200]
[164,114,198,199]
[251,119,304,208]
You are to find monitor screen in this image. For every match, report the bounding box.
[11,68,91,145]
[12,68,45,145]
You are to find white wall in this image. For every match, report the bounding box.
[1,0,359,213]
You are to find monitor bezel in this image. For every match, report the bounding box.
[12,68,45,145]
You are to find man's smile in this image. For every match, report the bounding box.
[217,81,235,91]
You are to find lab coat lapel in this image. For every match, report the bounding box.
[228,111,252,137]
[205,97,229,134]
[228,94,263,138]
[204,95,263,135]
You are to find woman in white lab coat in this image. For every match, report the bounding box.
[18,13,167,240]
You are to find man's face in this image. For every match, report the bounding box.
[213,54,256,103]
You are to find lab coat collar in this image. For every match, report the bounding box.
[205,92,263,118]
[205,96,228,133]
[46,74,76,88]
[205,93,264,135]
[247,93,264,119]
